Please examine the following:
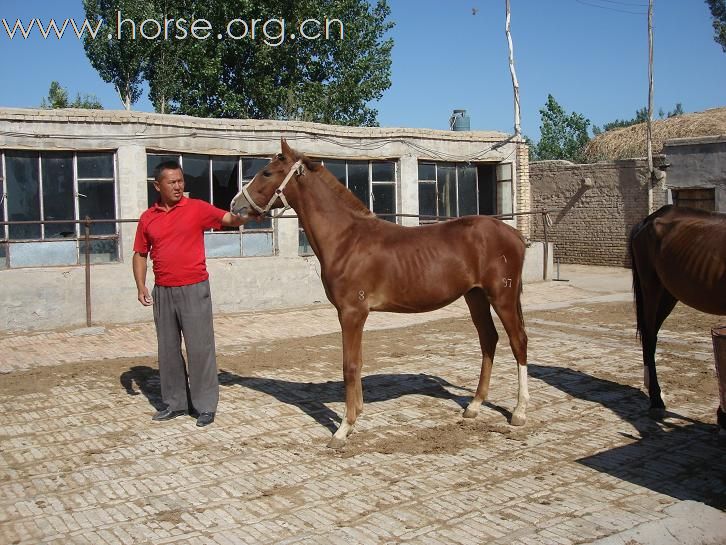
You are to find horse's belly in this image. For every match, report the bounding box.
[662,279,726,315]
[368,273,474,313]
[369,293,462,313]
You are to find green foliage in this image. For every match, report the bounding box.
[82,0,148,110]
[592,103,685,135]
[706,0,726,52]
[40,81,103,109]
[530,95,590,163]
[81,0,394,125]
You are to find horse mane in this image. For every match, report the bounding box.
[296,152,375,217]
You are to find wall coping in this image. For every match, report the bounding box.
[0,107,516,144]
[531,155,667,170]
[663,135,726,148]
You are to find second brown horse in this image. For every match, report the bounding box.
[231,141,530,447]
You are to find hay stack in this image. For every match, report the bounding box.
[583,107,726,162]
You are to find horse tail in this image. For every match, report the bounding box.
[629,221,646,344]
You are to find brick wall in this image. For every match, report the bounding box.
[516,142,531,238]
[529,158,668,267]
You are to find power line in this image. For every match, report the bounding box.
[589,0,647,6]
[574,0,647,15]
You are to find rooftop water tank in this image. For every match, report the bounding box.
[450,109,470,131]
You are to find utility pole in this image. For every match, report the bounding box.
[505,0,521,137]
[647,0,654,181]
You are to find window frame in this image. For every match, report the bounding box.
[417,160,514,222]
[146,152,276,258]
[0,150,120,268]
[417,161,480,223]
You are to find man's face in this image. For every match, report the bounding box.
[154,168,185,205]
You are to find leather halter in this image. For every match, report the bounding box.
[240,159,304,218]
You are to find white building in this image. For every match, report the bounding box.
[0,108,534,331]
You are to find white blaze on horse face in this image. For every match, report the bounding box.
[229,190,252,217]
[510,364,529,426]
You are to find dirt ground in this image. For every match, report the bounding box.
[1,296,725,545]
[1,300,720,452]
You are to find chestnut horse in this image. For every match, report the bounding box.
[629,205,726,426]
[231,140,529,447]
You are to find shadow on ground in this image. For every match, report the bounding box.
[529,363,726,509]
[218,370,474,433]
[119,366,480,434]
[119,365,164,410]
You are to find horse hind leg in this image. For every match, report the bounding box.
[643,288,677,418]
[463,289,498,418]
[490,283,529,426]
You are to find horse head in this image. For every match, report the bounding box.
[230,139,306,219]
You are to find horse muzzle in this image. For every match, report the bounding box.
[230,194,256,219]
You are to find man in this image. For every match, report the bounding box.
[133,161,245,427]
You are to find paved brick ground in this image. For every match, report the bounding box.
[1,266,724,545]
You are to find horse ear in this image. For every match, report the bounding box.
[281,138,293,158]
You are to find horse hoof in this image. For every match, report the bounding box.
[648,407,666,420]
[463,407,479,419]
[327,437,347,449]
[510,413,526,426]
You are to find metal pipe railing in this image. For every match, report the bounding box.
[0,210,553,327]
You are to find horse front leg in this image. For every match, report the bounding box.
[328,308,367,449]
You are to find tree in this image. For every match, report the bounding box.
[40,81,103,109]
[592,103,684,135]
[706,0,726,52]
[82,0,150,110]
[531,95,590,163]
[81,0,394,125]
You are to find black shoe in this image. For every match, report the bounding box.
[196,412,215,427]
[152,408,186,421]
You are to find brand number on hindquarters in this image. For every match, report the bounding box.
[502,277,512,288]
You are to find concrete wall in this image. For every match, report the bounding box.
[0,108,542,332]
[523,242,553,283]
[530,158,668,267]
[663,135,726,212]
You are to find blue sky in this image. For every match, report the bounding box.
[0,0,724,140]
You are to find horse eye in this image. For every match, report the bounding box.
[276,153,285,160]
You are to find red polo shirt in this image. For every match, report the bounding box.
[134,197,226,287]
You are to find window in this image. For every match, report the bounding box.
[417,161,513,223]
[672,188,715,212]
[496,163,513,217]
[0,150,118,268]
[0,159,5,268]
[298,158,398,255]
[146,153,274,258]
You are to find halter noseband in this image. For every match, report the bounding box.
[240,159,304,218]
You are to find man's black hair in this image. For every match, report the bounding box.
[153,160,183,183]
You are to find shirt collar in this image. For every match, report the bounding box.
[153,196,189,212]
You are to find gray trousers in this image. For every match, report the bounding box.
[152,279,219,414]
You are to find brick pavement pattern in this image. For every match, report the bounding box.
[1,266,724,545]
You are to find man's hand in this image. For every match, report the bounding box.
[138,286,153,306]
[222,212,247,228]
